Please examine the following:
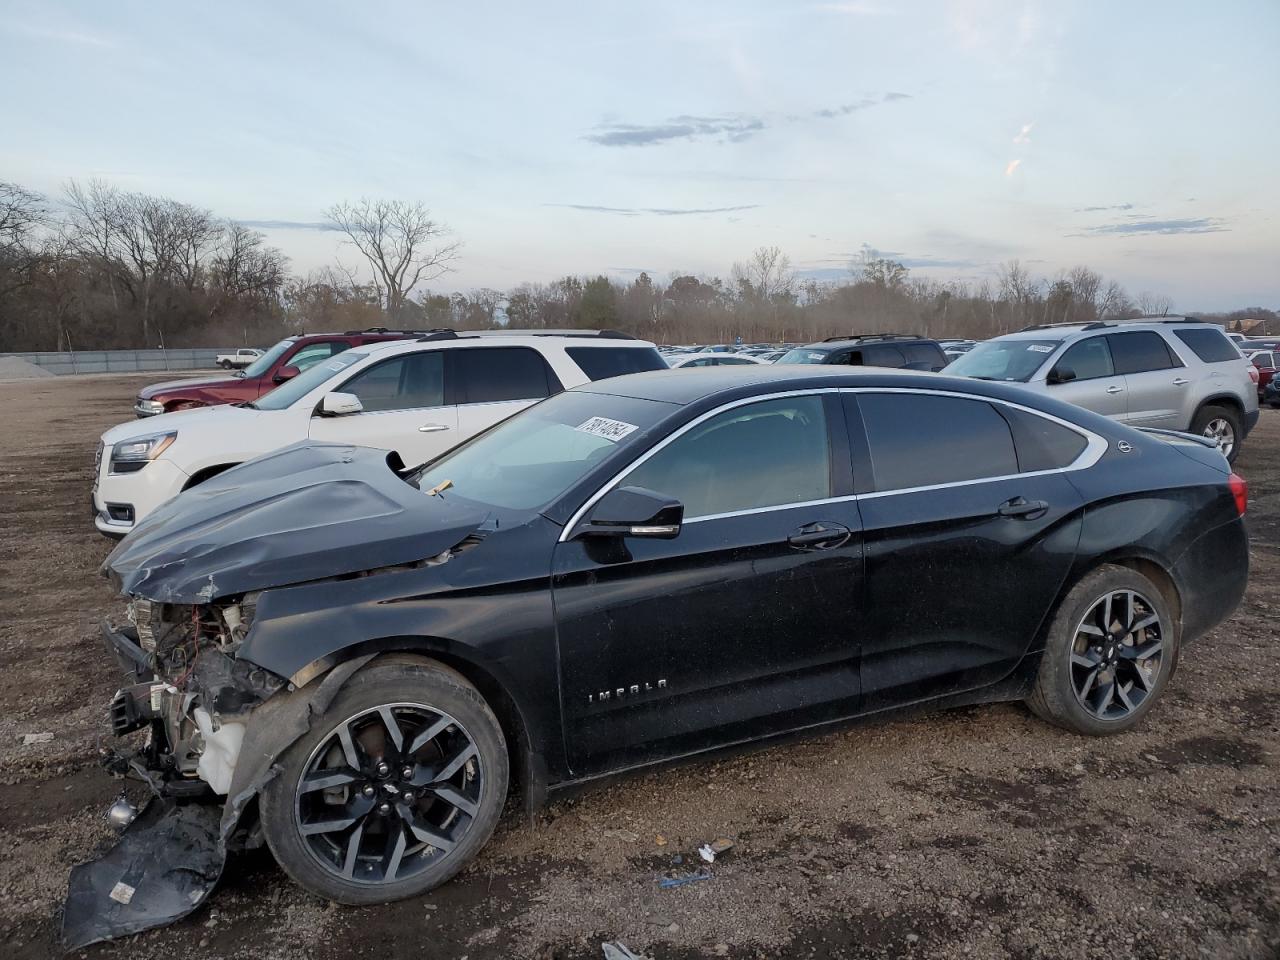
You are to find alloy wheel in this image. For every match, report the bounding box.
[1202,417,1235,458]
[294,702,483,886]
[1069,589,1164,721]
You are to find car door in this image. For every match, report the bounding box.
[1108,331,1185,428]
[552,393,865,776]
[847,390,1086,712]
[1044,335,1126,418]
[308,350,458,463]
[450,346,562,442]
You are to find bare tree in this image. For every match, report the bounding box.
[1137,291,1174,317]
[325,199,460,318]
[0,181,49,297]
[732,245,795,301]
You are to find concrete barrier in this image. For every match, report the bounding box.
[0,348,233,375]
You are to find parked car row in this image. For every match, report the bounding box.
[75,348,1251,945]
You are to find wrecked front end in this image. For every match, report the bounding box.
[65,595,285,949]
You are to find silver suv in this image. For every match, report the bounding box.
[946,318,1259,462]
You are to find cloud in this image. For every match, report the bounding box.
[1080,217,1229,237]
[238,219,342,231]
[1074,203,1134,212]
[584,115,765,147]
[546,203,760,217]
[1012,122,1033,144]
[1005,158,1022,176]
[585,93,910,148]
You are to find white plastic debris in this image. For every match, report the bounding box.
[21,732,54,746]
[602,942,649,960]
[698,844,716,864]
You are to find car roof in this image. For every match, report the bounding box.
[797,334,937,349]
[342,332,656,359]
[993,319,1227,343]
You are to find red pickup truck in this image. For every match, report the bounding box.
[133,329,419,417]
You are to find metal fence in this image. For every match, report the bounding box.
[0,348,234,375]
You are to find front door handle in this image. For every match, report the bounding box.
[418,423,451,433]
[1172,377,1189,386]
[998,496,1050,520]
[1105,385,1124,394]
[788,522,851,550]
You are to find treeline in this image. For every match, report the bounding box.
[2,178,1254,353]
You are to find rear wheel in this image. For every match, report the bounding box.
[260,659,508,904]
[1191,404,1242,463]
[1028,565,1178,735]
[220,359,233,369]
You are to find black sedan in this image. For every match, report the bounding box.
[71,366,1249,945]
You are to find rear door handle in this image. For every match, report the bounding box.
[418,423,451,433]
[1172,377,1189,386]
[998,497,1050,520]
[1105,385,1124,394]
[788,522,852,550]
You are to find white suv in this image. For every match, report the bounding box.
[92,331,665,536]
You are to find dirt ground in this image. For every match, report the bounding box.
[0,373,1276,960]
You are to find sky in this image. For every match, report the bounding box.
[1,0,1277,310]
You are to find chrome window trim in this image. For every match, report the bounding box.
[557,385,1108,541]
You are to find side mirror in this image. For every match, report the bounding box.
[273,364,301,383]
[320,392,363,416]
[1047,366,1076,384]
[576,486,683,539]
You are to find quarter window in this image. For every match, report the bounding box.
[1052,337,1113,381]
[1107,332,1180,374]
[339,352,444,412]
[565,346,667,380]
[1172,328,1241,363]
[999,407,1089,472]
[858,393,1017,491]
[622,396,830,518]
[449,347,560,404]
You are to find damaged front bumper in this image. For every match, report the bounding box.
[65,617,372,950]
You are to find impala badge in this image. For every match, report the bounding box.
[588,679,667,704]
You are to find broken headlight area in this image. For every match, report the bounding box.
[102,593,284,799]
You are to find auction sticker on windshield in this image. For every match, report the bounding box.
[1027,344,1054,353]
[576,416,638,442]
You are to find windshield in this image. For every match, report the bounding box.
[240,339,293,378]
[946,339,1062,382]
[777,347,830,364]
[251,351,368,410]
[411,391,674,511]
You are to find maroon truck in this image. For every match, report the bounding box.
[133,328,419,417]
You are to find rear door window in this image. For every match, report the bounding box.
[902,342,945,370]
[565,346,667,380]
[1052,337,1113,381]
[1172,328,1242,363]
[1107,332,1180,374]
[857,393,1018,491]
[287,340,348,372]
[860,344,907,368]
[448,347,561,404]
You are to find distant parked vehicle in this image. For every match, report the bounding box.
[1264,379,1280,408]
[134,328,425,417]
[216,348,264,369]
[776,334,948,372]
[666,353,768,368]
[1246,350,1276,399]
[946,318,1259,463]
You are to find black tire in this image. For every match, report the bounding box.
[1190,403,1242,463]
[1027,564,1178,736]
[260,658,508,904]
[220,359,233,369]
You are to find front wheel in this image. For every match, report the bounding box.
[260,659,509,904]
[1027,564,1178,735]
[1191,404,1242,463]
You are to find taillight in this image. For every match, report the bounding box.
[1229,472,1248,515]
[1248,366,1260,384]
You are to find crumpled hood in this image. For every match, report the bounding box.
[103,442,488,603]
[138,375,243,399]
